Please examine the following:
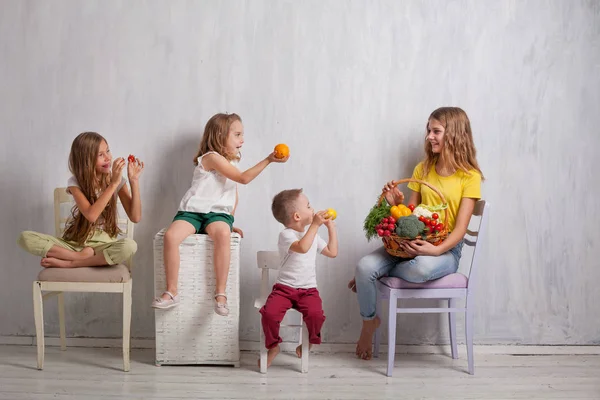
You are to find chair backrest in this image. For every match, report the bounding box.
[54,187,135,264]
[462,200,489,289]
[256,250,281,303]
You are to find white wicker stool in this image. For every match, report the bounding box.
[153,228,241,367]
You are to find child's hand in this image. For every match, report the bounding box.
[127,156,145,182]
[382,180,404,206]
[324,215,336,229]
[268,152,290,163]
[111,158,126,186]
[311,211,328,227]
[232,227,244,238]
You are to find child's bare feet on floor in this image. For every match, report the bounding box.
[348,278,357,293]
[257,345,280,368]
[355,316,380,360]
[295,343,312,358]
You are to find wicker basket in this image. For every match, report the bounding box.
[380,178,449,258]
[153,229,241,366]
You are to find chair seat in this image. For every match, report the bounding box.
[37,264,131,283]
[379,273,468,289]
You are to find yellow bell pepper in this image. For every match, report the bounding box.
[398,204,412,217]
[390,204,412,219]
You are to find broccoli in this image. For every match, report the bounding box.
[395,215,425,239]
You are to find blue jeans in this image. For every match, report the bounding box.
[355,242,463,320]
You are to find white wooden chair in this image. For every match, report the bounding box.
[254,251,309,373]
[32,187,134,372]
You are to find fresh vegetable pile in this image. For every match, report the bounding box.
[364,201,447,242]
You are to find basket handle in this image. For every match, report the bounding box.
[378,178,448,224]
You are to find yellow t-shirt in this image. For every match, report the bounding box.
[407,162,481,232]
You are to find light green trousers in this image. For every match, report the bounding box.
[17,230,137,266]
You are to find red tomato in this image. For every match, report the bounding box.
[128,154,135,163]
[436,223,444,231]
[418,216,426,223]
[432,213,439,220]
[408,204,415,211]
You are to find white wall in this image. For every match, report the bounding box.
[1,0,598,345]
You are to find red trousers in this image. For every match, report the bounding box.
[260,283,326,350]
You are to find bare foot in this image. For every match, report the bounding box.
[348,278,357,293]
[257,345,280,369]
[295,343,313,358]
[79,247,95,259]
[41,257,74,268]
[355,316,381,360]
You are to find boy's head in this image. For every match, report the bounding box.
[272,188,314,227]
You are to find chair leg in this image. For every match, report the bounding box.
[122,280,132,372]
[32,282,44,370]
[298,314,304,347]
[259,326,267,374]
[373,289,381,358]
[301,324,309,373]
[57,292,66,351]
[386,291,397,377]
[466,299,474,375]
[448,298,458,359]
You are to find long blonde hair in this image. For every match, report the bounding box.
[193,113,242,165]
[422,107,484,180]
[63,132,120,244]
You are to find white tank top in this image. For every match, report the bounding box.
[178,152,237,214]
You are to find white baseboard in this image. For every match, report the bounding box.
[1,335,599,355]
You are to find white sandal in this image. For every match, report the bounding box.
[151,291,180,310]
[214,293,229,316]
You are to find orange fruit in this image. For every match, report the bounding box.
[326,208,337,220]
[274,143,289,159]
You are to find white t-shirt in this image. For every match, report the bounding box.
[276,228,327,289]
[66,175,126,228]
[178,152,237,214]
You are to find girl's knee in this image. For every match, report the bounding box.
[163,228,181,246]
[17,231,30,249]
[211,228,231,243]
[356,256,379,281]
[122,238,138,257]
[17,231,37,251]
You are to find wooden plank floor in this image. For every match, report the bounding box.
[0,345,598,399]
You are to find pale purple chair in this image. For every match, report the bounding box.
[374,200,489,376]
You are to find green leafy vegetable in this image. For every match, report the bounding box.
[363,199,390,241]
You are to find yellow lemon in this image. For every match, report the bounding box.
[326,208,337,220]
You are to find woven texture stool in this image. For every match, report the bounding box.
[153,229,241,366]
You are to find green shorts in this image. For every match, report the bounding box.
[173,211,234,234]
